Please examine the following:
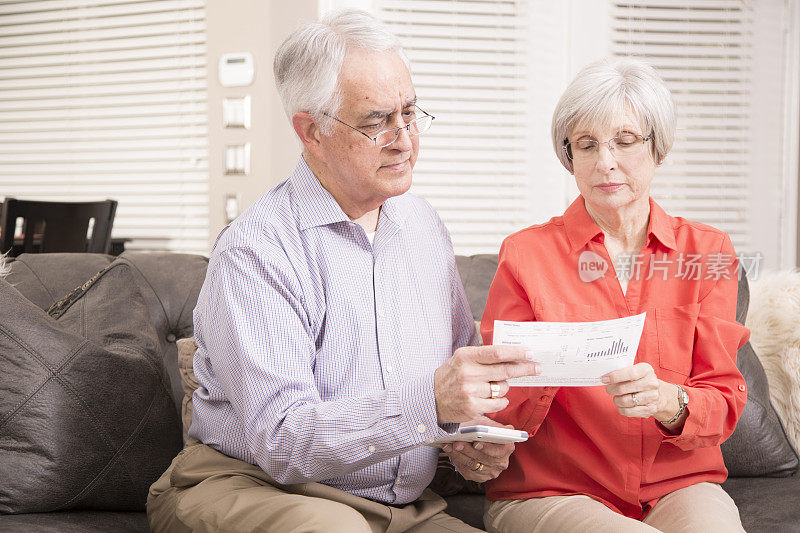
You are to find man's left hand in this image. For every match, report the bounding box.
[441,416,516,483]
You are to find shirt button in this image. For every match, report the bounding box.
[416,424,426,434]
[738,384,746,392]
[386,365,394,373]
[368,445,376,453]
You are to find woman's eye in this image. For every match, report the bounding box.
[576,140,595,150]
[616,133,638,145]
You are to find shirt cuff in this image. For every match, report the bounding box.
[386,372,450,447]
[655,387,705,448]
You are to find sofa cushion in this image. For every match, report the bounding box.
[0,261,182,513]
[177,337,200,446]
[722,475,800,532]
[0,510,148,533]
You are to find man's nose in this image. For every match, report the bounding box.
[387,125,413,151]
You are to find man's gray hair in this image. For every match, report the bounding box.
[273,9,407,136]
[551,58,676,172]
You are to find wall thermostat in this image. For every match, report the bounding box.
[218,52,254,87]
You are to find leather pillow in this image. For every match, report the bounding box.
[721,340,799,476]
[720,272,799,477]
[0,261,183,513]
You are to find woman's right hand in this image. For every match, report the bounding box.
[601,363,685,429]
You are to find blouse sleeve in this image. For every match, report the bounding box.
[657,233,750,449]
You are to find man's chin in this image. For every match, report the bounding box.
[377,164,413,192]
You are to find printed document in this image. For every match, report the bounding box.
[493,313,647,386]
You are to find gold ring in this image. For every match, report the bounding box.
[490,382,501,399]
[631,393,639,407]
[472,462,485,472]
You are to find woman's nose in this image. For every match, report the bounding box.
[595,144,616,173]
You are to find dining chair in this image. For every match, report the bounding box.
[0,198,118,256]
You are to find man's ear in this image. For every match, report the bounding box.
[292,112,327,162]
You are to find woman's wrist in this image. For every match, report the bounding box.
[654,381,680,422]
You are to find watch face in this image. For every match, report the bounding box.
[679,387,689,406]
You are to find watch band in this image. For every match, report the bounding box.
[659,385,688,425]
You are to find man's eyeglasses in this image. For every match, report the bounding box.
[324,105,435,148]
[563,132,652,164]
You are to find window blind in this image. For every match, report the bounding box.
[375,0,535,255]
[610,1,754,252]
[0,0,209,254]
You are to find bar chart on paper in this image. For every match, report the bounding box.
[494,313,647,386]
[585,337,629,359]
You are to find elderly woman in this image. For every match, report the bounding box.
[479,59,749,532]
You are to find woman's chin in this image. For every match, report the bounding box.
[585,191,637,212]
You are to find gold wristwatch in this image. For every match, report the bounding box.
[659,385,688,425]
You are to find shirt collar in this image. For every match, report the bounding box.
[564,196,677,252]
[289,157,408,231]
[646,197,677,251]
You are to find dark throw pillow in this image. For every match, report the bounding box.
[0,261,182,514]
[720,273,798,477]
[721,341,799,477]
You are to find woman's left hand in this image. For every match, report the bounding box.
[602,363,678,420]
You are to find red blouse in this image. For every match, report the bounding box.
[481,196,749,520]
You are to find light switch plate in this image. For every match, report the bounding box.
[225,143,250,175]
[223,96,251,129]
[224,193,241,223]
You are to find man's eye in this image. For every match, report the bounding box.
[363,123,383,131]
[403,110,417,120]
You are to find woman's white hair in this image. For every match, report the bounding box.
[551,57,676,172]
[273,9,407,135]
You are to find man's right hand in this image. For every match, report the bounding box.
[433,345,541,423]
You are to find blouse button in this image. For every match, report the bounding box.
[738,384,746,392]
[539,395,550,402]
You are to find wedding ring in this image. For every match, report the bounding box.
[473,462,485,472]
[490,381,501,399]
[631,393,639,407]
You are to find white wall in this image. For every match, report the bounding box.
[205,0,317,244]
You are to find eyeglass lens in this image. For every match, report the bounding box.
[567,133,646,162]
[376,115,433,147]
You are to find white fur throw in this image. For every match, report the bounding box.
[746,271,800,452]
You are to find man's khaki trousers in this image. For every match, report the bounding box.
[147,443,482,533]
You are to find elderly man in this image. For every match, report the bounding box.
[147,9,539,533]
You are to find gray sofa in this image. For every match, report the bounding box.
[1,252,798,532]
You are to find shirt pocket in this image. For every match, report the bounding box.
[655,302,701,377]
[533,298,595,322]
